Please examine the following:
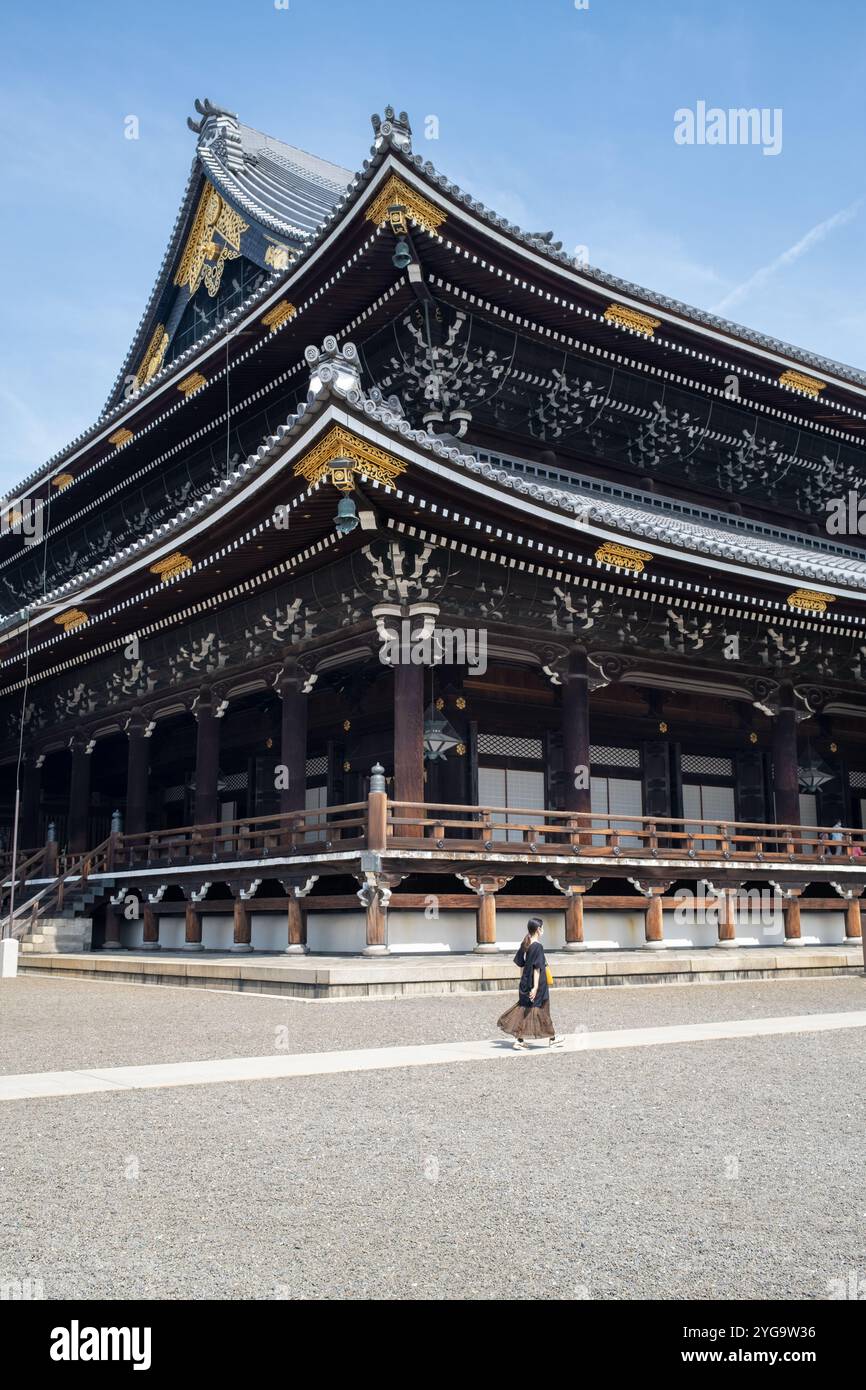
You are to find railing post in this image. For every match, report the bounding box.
[368,763,388,852]
[44,822,58,878]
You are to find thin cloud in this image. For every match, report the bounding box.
[714,200,863,314]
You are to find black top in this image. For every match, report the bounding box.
[514,939,549,1009]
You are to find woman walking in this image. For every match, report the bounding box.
[497,917,562,1049]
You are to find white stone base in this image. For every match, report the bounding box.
[0,937,19,977]
[362,944,390,956]
[283,943,309,955]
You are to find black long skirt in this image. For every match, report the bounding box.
[497,1000,555,1040]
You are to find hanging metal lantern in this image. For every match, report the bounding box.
[423,710,460,762]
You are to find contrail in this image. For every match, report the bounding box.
[714,199,862,314]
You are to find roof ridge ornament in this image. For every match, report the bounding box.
[187,96,238,134]
[371,106,412,154]
[305,337,363,399]
[187,97,244,171]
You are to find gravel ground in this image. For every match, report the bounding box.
[0,1022,863,1300]
[1,974,865,1075]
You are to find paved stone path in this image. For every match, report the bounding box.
[2,1008,865,1101]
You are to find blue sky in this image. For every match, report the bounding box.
[1,0,864,492]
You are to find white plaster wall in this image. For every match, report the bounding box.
[387,909,477,953]
[496,910,565,952]
[582,909,645,950]
[799,909,845,946]
[252,913,290,952]
[663,912,719,951]
[306,911,367,955]
[201,914,235,951]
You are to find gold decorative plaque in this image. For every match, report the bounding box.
[294,424,407,491]
[108,428,134,448]
[779,369,826,398]
[175,183,248,298]
[603,304,661,337]
[366,175,447,235]
[787,589,835,613]
[149,552,193,583]
[134,324,169,388]
[261,300,297,332]
[177,372,207,397]
[52,473,74,490]
[54,609,88,633]
[594,541,653,573]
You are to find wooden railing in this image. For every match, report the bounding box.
[385,801,866,863]
[1,838,112,938]
[111,802,368,871]
[5,799,866,913]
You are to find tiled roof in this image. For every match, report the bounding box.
[8,102,866,515]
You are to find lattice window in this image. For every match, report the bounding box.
[681,754,733,777]
[306,756,328,778]
[219,772,247,792]
[163,785,185,803]
[849,770,866,790]
[478,767,545,843]
[477,734,543,759]
[683,783,736,850]
[590,745,640,769]
[590,776,643,847]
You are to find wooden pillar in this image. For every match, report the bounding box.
[67,737,92,853]
[477,890,496,950]
[287,896,306,953]
[461,875,511,953]
[184,901,203,951]
[279,667,307,814]
[564,890,585,949]
[103,903,123,950]
[772,686,800,828]
[362,885,387,954]
[394,661,424,833]
[19,754,41,848]
[717,887,738,947]
[194,690,221,841]
[845,898,862,941]
[141,903,160,951]
[231,898,252,954]
[562,649,591,817]
[636,881,671,949]
[783,893,802,945]
[125,717,150,837]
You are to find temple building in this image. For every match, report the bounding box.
[2,100,866,957]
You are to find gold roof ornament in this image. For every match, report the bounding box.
[108,428,134,448]
[51,473,74,490]
[594,541,653,573]
[787,589,835,613]
[779,369,826,398]
[294,425,407,491]
[134,324,169,388]
[149,552,193,583]
[261,300,297,332]
[264,242,293,271]
[174,182,248,298]
[54,609,88,633]
[603,304,661,337]
[366,175,447,235]
[177,372,207,397]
